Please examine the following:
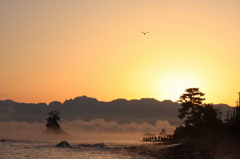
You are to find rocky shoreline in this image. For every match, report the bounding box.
[118,139,240,159]
[156,141,240,159]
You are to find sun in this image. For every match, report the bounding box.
[157,73,199,102]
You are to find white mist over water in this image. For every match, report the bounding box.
[0,119,176,141]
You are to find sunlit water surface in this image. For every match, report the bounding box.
[0,140,159,159]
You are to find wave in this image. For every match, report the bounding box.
[77,143,109,149]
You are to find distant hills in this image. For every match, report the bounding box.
[0,96,233,125]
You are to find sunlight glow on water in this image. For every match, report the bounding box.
[0,140,156,159]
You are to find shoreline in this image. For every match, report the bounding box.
[114,141,181,158]
[116,139,240,159]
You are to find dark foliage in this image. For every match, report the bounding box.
[178,88,205,126]
[175,88,222,140]
[43,110,67,135]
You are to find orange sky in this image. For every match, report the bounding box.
[1,0,240,106]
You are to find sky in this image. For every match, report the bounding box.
[1,0,240,106]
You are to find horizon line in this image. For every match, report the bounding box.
[0,95,233,106]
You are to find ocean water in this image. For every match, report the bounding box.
[0,140,160,159]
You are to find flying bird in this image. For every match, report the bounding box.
[141,31,149,35]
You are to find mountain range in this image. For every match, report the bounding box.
[0,96,233,126]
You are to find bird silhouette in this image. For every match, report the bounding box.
[141,31,149,35]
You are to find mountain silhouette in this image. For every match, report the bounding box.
[0,96,233,125]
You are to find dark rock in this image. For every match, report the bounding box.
[55,140,72,147]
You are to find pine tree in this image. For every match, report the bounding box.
[178,88,205,126]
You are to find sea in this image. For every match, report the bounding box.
[0,140,166,159]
